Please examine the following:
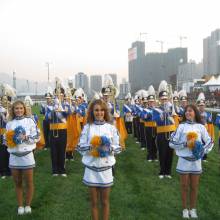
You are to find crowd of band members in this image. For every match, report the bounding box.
[0,78,218,218]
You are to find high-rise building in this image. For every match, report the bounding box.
[128,41,188,93]
[203,29,220,75]
[90,75,102,94]
[108,74,117,87]
[177,61,203,90]
[75,72,89,94]
[119,80,130,99]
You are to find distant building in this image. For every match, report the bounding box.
[90,75,102,95]
[108,74,117,87]
[75,72,89,94]
[119,80,130,99]
[177,61,204,90]
[128,41,188,93]
[203,29,220,75]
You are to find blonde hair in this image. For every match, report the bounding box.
[9,100,28,120]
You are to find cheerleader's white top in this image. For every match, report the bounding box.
[77,121,121,170]
[169,121,214,158]
[5,116,40,169]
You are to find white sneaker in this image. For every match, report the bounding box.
[52,174,59,177]
[18,206,24,215]
[189,209,198,218]
[1,176,6,179]
[141,148,145,151]
[61,174,67,177]
[136,141,139,144]
[154,159,159,162]
[165,175,172,179]
[182,209,189,218]
[159,175,164,179]
[24,206,32,214]
[147,159,152,162]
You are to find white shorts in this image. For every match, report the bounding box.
[9,152,35,169]
[176,157,202,175]
[83,167,113,187]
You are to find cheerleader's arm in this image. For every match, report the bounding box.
[76,124,91,156]
[169,125,186,150]
[201,125,214,154]
[111,126,121,154]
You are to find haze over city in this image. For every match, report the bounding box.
[0,0,219,83]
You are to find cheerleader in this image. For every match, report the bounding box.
[5,100,40,215]
[169,104,213,218]
[0,96,11,179]
[77,99,121,220]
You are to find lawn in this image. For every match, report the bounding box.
[0,106,220,220]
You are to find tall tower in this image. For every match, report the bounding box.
[13,71,16,89]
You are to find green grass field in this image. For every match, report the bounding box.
[0,106,220,220]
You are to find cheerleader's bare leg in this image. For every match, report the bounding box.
[11,169,23,207]
[100,187,111,220]
[23,168,34,206]
[189,174,200,209]
[180,174,190,209]
[89,187,99,220]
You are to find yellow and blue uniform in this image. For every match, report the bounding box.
[0,107,10,177]
[152,104,175,175]
[45,102,71,174]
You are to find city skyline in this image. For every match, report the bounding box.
[0,0,219,82]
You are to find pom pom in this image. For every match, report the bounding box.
[90,136,102,147]
[101,136,111,147]
[192,141,204,160]
[5,130,16,148]
[13,126,26,145]
[90,136,102,157]
[186,132,198,149]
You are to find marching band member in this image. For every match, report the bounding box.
[122,93,133,134]
[77,99,121,220]
[5,100,40,215]
[215,113,220,152]
[102,75,127,149]
[0,95,11,179]
[133,95,141,143]
[75,88,88,129]
[178,90,188,122]
[139,90,148,150]
[172,91,181,127]
[40,89,53,150]
[134,91,143,144]
[143,85,157,161]
[0,84,16,179]
[196,92,214,162]
[45,79,70,177]
[169,104,213,219]
[153,81,176,179]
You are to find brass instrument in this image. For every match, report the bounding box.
[164,84,176,140]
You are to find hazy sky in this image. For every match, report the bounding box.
[0,0,219,83]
